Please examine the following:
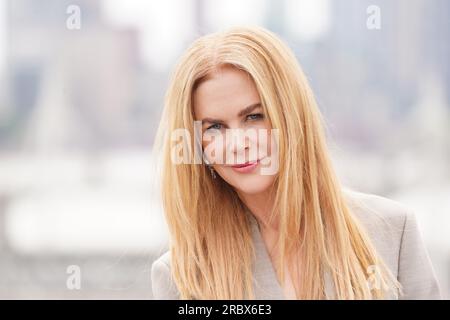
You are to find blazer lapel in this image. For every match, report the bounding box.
[247,212,335,300]
[248,212,285,299]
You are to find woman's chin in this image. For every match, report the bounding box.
[220,172,275,196]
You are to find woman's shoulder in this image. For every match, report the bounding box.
[153,250,171,268]
[343,188,411,227]
[343,189,410,268]
[151,250,180,299]
[343,188,442,299]
[343,188,416,260]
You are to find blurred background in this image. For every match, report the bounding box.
[0,0,448,299]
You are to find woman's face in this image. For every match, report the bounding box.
[193,65,278,195]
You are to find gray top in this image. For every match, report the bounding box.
[151,190,442,299]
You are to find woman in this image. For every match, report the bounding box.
[151,26,441,299]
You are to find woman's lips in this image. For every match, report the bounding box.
[230,160,259,173]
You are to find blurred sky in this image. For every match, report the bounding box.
[102,0,195,72]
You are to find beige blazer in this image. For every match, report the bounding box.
[151,190,442,299]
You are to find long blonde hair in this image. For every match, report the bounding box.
[154,26,400,299]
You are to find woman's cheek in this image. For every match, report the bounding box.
[203,134,226,164]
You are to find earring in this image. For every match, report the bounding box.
[203,157,217,179]
[208,165,217,179]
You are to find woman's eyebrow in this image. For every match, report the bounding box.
[201,117,225,125]
[237,103,262,117]
[201,103,262,124]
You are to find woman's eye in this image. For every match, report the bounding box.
[246,113,264,121]
[206,123,222,130]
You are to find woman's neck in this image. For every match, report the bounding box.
[238,186,279,231]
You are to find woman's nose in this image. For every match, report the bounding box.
[224,127,253,163]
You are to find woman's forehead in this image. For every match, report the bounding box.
[193,67,260,118]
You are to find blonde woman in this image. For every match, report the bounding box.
[151,26,441,300]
